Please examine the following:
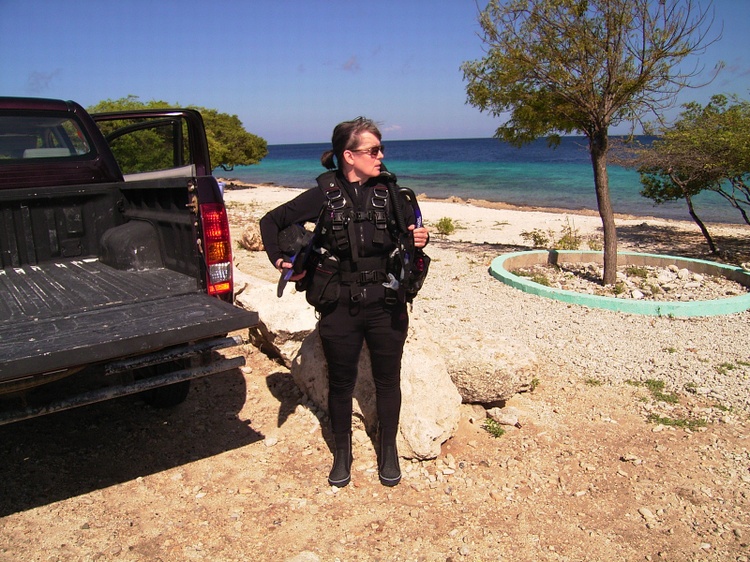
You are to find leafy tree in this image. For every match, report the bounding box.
[462,0,719,284]
[88,95,267,171]
[615,95,750,254]
[663,95,750,224]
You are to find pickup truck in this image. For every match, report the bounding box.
[0,97,259,425]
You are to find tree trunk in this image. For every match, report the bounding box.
[685,193,718,254]
[589,131,618,286]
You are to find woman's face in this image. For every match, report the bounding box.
[343,131,383,183]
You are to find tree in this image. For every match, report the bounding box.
[614,94,750,255]
[462,0,719,284]
[663,95,750,225]
[88,95,267,171]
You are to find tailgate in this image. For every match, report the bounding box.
[0,260,258,379]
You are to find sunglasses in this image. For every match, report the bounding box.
[349,145,385,158]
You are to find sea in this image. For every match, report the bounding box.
[219,137,744,225]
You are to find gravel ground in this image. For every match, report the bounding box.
[415,239,750,415]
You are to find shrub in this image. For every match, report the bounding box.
[435,217,456,236]
[520,228,550,248]
[554,218,581,250]
[625,265,649,279]
[482,418,506,438]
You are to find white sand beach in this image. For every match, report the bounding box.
[221,180,748,253]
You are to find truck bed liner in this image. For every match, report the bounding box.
[0,261,258,379]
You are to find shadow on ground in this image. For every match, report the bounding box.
[0,369,261,517]
[616,223,749,262]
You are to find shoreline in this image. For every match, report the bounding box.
[219,178,746,230]
[220,179,748,253]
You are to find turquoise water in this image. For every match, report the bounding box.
[220,137,744,224]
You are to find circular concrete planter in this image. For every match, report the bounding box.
[490,250,750,317]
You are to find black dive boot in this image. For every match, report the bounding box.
[378,438,402,487]
[328,432,352,487]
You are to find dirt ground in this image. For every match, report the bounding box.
[1,330,749,561]
[1,211,749,561]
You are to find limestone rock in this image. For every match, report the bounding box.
[234,270,317,367]
[444,331,539,404]
[235,269,535,459]
[239,223,264,251]
[291,331,461,460]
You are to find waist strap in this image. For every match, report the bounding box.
[340,269,388,285]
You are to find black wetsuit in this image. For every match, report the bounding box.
[260,170,417,445]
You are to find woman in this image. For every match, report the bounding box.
[259,117,429,487]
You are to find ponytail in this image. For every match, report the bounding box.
[320,150,336,170]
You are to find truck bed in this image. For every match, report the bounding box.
[0,260,257,379]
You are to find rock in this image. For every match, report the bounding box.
[236,271,537,457]
[238,223,264,251]
[234,270,317,367]
[442,331,539,404]
[291,331,461,460]
[486,407,520,427]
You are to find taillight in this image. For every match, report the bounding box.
[199,203,232,296]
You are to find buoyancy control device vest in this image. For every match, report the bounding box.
[315,171,402,288]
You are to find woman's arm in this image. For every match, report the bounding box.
[259,187,326,267]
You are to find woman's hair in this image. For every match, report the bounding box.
[321,117,382,170]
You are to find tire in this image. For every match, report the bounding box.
[142,379,191,408]
[137,359,192,408]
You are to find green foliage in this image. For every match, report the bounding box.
[88,95,267,172]
[715,362,737,375]
[511,269,551,286]
[619,94,750,232]
[482,418,506,438]
[200,107,268,170]
[625,266,649,279]
[530,273,550,286]
[642,379,680,404]
[520,228,550,248]
[462,0,718,145]
[109,126,175,174]
[521,219,581,250]
[554,219,581,250]
[435,217,456,235]
[646,414,707,431]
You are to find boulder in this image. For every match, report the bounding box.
[234,270,317,367]
[443,331,539,404]
[235,270,537,459]
[291,331,462,460]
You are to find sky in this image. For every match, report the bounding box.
[2,0,749,145]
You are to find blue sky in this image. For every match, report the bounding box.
[2,0,749,144]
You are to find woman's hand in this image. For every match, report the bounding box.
[275,258,307,281]
[409,225,430,249]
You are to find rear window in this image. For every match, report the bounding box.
[0,114,92,161]
[96,116,192,176]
